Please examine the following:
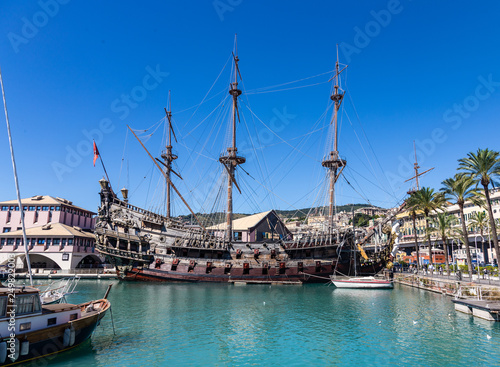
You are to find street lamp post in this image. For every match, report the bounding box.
[487,221,493,264]
[474,234,484,269]
[450,239,455,276]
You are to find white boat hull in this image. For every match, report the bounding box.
[331,276,393,289]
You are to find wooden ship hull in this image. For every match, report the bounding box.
[95,183,386,284]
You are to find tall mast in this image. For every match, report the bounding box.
[219,36,245,241]
[322,45,347,232]
[161,91,178,219]
[404,141,434,195]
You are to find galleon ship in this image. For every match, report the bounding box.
[94,43,400,283]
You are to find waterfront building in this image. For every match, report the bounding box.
[408,248,446,265]
[0,195,104,271]
[395,188,500,264]
[207,210,292,242]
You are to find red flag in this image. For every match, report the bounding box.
[93,140,99,167]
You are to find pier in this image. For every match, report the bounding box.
[394,270,500,321]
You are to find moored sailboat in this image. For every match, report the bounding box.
[0,67,112,365]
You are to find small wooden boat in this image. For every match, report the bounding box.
[0,285,111,366]
[330,276,393,289]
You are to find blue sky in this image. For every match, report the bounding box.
[1,0,500,216]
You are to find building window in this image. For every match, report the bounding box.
[53,238,60,245]
[62,239,67,246]
[37,239,45,245]
[46,238,51,246]
[0,239,4,246]
[62,253,69,261]
[67,239,73,245]
[2,228,10,233]
[42,206,49,211]
[9,206,14,211]
[31,239,36,246]
[28,206,35,211]
[1,206,8,211]
[23,206,27,211]
[50,206,54,211]
[14,206,19,211]
[55,206,60,211]
[7,239,14,245]
[15,238,21,246]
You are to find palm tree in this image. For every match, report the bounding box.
[431,212,456,274]
[406,187,446,269]
[405,195,421,271]
[468,211,488,237]
[459,148,500,266]
[468,211,488,264]
[441,174,479,279]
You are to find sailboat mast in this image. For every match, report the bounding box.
[220,37,245,242]
[322,46,347,232]
[1,67,33,286]
[162,91,177,219]
[413,141,420,191]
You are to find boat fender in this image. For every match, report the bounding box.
[9,339,19,362]
[70,328,76,346]
[63,328,72,347]
[0,341,7,363]
[20,341,29,356]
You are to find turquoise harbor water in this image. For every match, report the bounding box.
[25,280,500,366]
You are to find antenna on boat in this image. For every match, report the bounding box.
[404,141,434,195]
[219,34,245,242]
[322,44,348,233]
[0,66,33,286]
[161,90,180,219]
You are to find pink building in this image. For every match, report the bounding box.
[0,195,103,271]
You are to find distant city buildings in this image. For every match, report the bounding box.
[0,195,104,271]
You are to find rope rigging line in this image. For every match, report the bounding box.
[241,101,318,162]
[117,128,129,191]
[244,69,334,94]
[343,165,396,198]
[346,86,397,200]
[341,172,372,207]
[184,96,228,137]
[245,80,331,95]
[180,53,232,129]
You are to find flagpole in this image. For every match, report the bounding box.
[94,140,113,192]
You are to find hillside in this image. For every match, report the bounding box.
[176,204,377,226]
